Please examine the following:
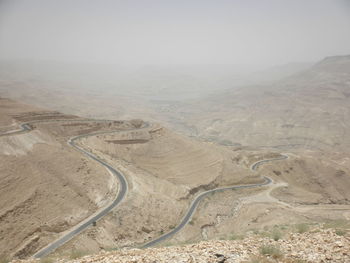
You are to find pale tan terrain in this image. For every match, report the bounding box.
[52,124,257,256]
[1,96,349,261]
[1,57,349,153]
[169,151,350,245]
[14,228,350,263]
[0,97,258,260]
[1,55,350,262]
[0,98,43,128]
[0,98,143,258]
[157,56,350,153]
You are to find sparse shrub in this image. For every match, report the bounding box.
[189,220,194,225]
[0,256,9,263]
[271,229,282,241]
[335,229,346,236]
[295,223,309,233]
[228,233,244,240]
[309,228,321,233]
[324,219,349,230]
[70,250,87,260]
[39,257,54,263]
[252,229,260,235]
[259,231,270,238]
[260,245,283,259]
[280,225,288,230]
[105,247,120,251]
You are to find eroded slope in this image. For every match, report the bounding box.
[0,99,137,258]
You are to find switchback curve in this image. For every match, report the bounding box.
[141,154,288,248]
[0,119,148,258]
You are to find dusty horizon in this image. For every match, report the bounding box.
[0,0,350,69]
[1,1,350,261]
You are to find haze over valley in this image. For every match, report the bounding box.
[1,1,350,262]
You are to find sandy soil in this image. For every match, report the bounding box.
[52,125,258,256]
[167,151,350,244]
[0,99,139,258]
[1,96,350,261]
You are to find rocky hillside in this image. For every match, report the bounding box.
[13,228,350,263]
[49,125,256,257]
[158,55,350,153]
[0,98,258,260]
[0,98,145,258]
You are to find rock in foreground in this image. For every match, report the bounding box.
[14,228,350,263]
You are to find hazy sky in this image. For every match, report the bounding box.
[0,0,350,66]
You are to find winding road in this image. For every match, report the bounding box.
[1,119,288,256]
[0,119,148,258]
[141,154,288,248]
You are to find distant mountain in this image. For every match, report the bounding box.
[247,62,313,84]
[162,55,350,152]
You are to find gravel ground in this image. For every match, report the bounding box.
[13,228,350,263]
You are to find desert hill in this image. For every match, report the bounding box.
[50,119,259,257]
[158,55,350,153]
[0,98,143,258]
[13,227,350,263]
[0,97,256,259]
[0,60,313,124]
[1,56,350,262]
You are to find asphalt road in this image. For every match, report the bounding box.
[141,154,288,248]
[1,120,288,255]
[33,133,130,258]
[0,119,148,258]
